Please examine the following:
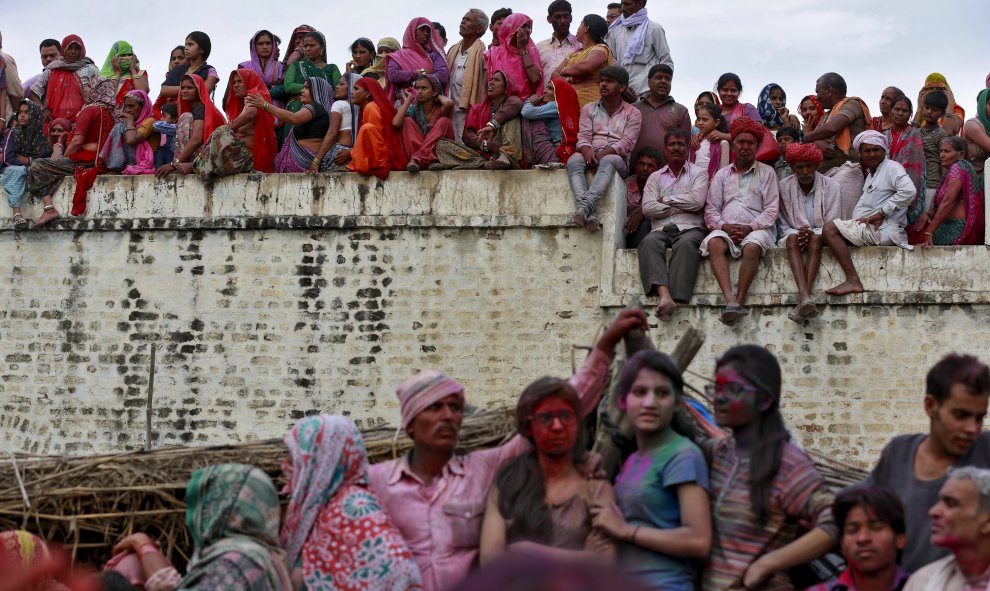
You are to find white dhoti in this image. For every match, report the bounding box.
[700,228,776,257]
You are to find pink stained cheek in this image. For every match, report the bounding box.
[726,399,751,421]
[933,533,963,550]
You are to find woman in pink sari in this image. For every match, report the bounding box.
[484,13,543,101]
[393,74,454,172]
[384,18,448,103]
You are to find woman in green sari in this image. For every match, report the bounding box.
[281,31,341,145]
[108,463,294,590]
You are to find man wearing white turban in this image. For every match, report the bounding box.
[821,129,916,296]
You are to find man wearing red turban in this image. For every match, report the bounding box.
[777,143,842,323]
[699,116,780,325]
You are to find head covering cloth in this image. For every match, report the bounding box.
[178,73,226,143]
[396,369,466,430]
[757,83,786,128]
[238,30,284,86]
[484,13,542,100]
[852,129,889,151]
[99,40,135,77]
[729,115,765,142]
[280,415,424,590]
[785,142,823,165]
[283,25,316,65]
[384,18,445,101]
[181,463,294,591]
[4,100,52,159]
[224,69,277,173]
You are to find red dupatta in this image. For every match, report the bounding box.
[178,73,226,144]
[551,78,579,161]
[224,69,277,173]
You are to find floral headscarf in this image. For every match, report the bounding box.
[280,415,422,591]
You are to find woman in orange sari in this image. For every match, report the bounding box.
[551,15,613,107]
[347,77,407,179]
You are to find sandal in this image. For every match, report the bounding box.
[719,305,748,325]
[12,213,28,230]
[787,306,804,324]
[798,298,820,319]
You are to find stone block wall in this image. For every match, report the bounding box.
[1,166,988,467]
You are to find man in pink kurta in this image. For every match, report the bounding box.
[699,116,780,325]
[368,310,648,591]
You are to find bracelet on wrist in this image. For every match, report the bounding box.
[136,543,160,558]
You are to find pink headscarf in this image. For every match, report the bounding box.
[120,89,156,175]
[396,369,466,429]
[384,17,445,100]
[484,13,542,100]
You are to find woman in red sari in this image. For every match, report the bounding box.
[154,73,224,177]
[180,68,276,180]
[393,73,454,172]
[29,34,100,127]
[884,95,926,224]
[347,77,407,179]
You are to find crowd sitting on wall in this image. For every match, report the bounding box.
[4,312,990,591]
[0,1,988,322]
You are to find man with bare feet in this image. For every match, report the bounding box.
[822,130,915,296]
[636,128,708,321]
[776,143,841,322]
[699,116,779,325]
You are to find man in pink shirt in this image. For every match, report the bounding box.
[699,116,780,325]
[368,309,649,591]
[567,65,642,233]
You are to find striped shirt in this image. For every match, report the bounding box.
[703,438,838,591]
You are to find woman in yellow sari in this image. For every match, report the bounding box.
[551,14,613,107]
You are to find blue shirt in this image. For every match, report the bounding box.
[614,429,709,591]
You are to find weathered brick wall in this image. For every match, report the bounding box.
[1,168,988,467]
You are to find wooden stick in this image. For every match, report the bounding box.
[9,453,30,510]
[146,343,156,452]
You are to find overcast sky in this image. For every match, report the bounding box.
[3,0,987,121]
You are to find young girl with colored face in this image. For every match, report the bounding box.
[703,345,837,591]
[590,351,711,591]
[480,377,617,564]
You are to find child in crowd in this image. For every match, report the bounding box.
[48,118,71,158]
[919,90,949,208]
[153,103,178,168]
[623,147,663,248]
[774,126,800,181]
[691,103,729,180]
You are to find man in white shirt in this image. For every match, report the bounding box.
[605,0,673,98]
[636,128,708,321]
[822,130,916,296]
[777,142,842,322]
[446,9,488,142]
[904,467,990,591]
[536,0,581,84]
